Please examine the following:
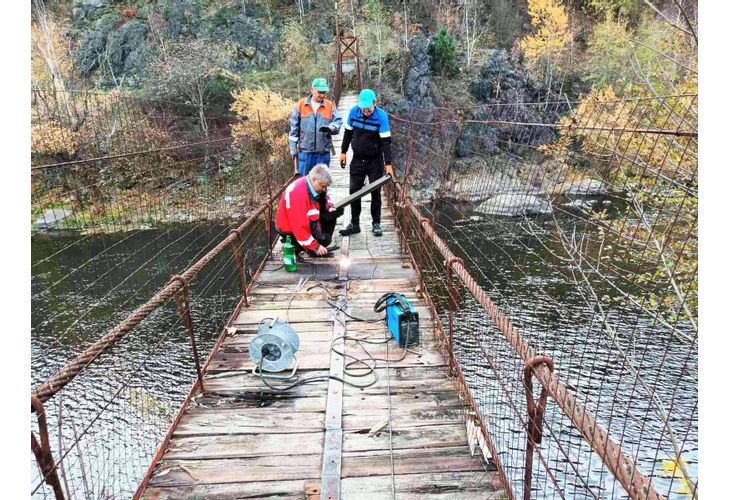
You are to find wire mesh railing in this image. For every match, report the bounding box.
[31,87,294,499]
[385,91,697,499]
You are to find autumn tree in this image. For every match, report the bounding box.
[230,88,294,196]
[145,40,225,138]
[280,22,312,96]
[356,0,396,83]
[519,0,573,90]
[459,0,489,68]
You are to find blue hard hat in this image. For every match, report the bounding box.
[358,89,376,108]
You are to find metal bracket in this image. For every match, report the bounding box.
[523,355,555,500]
[169,275,204,392]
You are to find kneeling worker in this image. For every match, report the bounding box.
[275,164,342,258]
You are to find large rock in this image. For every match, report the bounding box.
[476,193,552,217]
[403,35,434,107]
[203,14,277,70]
[72,0,109,22]
[34,208,74,230]
[470,49,528,102]
[107,20,149,78]
[460,50,564,157]
[559,179,608,197]
[75,12,120,73]
[445,157,540,203]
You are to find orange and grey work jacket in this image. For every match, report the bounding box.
[288,96,343,155]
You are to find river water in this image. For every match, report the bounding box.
[31,207,697,498]
[423,200,698,499]
[31,223,248,498]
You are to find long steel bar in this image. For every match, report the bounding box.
[392,179,664,500]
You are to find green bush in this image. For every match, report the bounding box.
[429,27,458,77]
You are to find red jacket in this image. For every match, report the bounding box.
[276,177,330,251]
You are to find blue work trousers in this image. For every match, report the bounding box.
[297,151,331,176]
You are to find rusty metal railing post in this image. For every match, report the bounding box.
[229,228,249,307]
[523,355,554,500]
[169,276,204,392]
[31,396,65,500]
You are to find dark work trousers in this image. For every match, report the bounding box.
[349,156,384,225]
[279,194,337,256]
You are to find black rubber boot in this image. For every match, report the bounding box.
[339,223,361,236]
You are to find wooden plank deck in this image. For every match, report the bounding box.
[141,94,504,499]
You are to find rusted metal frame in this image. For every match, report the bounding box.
[391,203,514,499]
[461,119,697,137]
[480,351,570,499]
[168,275,205,392]
[396,183,663,500]
[33,175,295,404]
[354,38,363,91]
[229,228,249,307]
[33,137,233,170]
[523,356,555,500]
[31,396,66,500]
[445,256,464,373]
[133,198,284,499]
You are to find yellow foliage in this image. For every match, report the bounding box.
[31,17,75,87]
[230,87,294,152]
[31,123,77,156]
[519,0,572,70]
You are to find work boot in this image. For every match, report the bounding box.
[372,223,383,237]
[339,223,360,236]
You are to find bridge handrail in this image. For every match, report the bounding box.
[32,176,293,404]
[388,178,665,500]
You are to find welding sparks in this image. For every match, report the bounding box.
[339,256,351,268]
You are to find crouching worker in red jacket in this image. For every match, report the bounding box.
[276,164,344,258]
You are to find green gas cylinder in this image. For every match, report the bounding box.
[283,235,297,272]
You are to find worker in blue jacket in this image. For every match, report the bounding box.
[339,89,394,237]
[288,78,343,176]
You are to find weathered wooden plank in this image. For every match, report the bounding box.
[174,408,325,436]
[163,432,325,460]
[348,279,421,293]
[234,307,334,325]
[148,455,322,487]
[143,480,314,499]
[207,347,334,372]
[343,407,464,432]
[343,424,471,453]
[320,295,347,499]
[340,471,504,499]
[191,393,327,411]
[341,446,485,478]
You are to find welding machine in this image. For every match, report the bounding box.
[374,292,420,348]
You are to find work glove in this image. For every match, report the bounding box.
[319,125,333,135]
[385,164,394,177]
[339,153,347,169]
